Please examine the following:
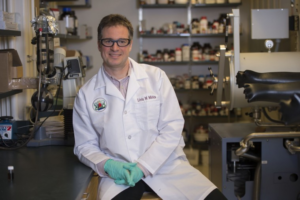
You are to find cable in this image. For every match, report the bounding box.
[262,107,283,124]
[0,63,66,150]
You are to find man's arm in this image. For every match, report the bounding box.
[73,90,110,177]
[137,70,185,175]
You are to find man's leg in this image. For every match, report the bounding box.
[112,180,148,200]
[204,188,228,200]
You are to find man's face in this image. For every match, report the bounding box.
[98,25,132,70]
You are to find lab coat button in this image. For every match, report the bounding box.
[128,135,131,139]
[124,110,127,114]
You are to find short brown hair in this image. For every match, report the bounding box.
[97,14,133,40]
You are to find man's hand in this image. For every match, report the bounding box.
[124,164,144,185]
[104,159,135,186]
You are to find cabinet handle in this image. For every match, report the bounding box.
[81,192,90,200]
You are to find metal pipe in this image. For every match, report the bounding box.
[236,131,300,156]
[285,140,300,154]
[242,153,261,200]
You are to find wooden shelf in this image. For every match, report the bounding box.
[0,90,23,99]
[0,30,21,37]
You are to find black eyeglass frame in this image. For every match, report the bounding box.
[100,38,131,47]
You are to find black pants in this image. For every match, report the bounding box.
[112,180,228,200]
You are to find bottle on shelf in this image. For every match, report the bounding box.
[191,42,202,61]
[163,49,169,61]
[182,44,190,61]
[218,13,227,33]
[71,11,78,35]
[202,43,212,61]
[199,16,208,34]
[175,47,182,62]
[191,18,200,34]
[59,7,75,35]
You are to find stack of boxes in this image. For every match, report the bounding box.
[0,11,19,30]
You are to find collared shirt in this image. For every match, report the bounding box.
[103,64,131,98]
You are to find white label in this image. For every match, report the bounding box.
[0,125,12,139]
[261,160,268,164]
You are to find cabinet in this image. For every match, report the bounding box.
[138,1,241,154]
[0,30,23,97]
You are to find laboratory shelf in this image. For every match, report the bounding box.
[140,61,190,65]
[140,33,233,38]
[0,30,21,37]
[58,4,91,8]
[191,3,241,8]
[140,3,189,8]
[0,89,23,99]
[140,61,218,65]
[191,33,233,37]
[55,33,92,40]
[139,33,190,37]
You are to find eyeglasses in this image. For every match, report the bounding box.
[100,38,131,47]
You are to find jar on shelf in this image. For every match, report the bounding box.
[59,7,75,35]
[199,16,208,34]
[192,76,199,89]
[182,44,190,61]
[202,43,212,61]
[184,78,191,89]
[218,13,227,33]
[191,18,199,34]
[191,42,202,61]
[163,49,169,61]
[198,75,205,88]
[175,48,182,62]
[169,50,175,61]
[212,20,219,34]
[71,11,78,35]
[140,0,146,4]
[169,0,175,4]
[156,50,163,61]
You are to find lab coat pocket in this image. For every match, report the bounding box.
[134,101,160,130]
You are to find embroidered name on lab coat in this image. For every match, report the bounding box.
[136,94,157,102]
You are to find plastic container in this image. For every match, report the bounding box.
[199,16,208,33]
[59,7,74,35]
[182,44,190,61]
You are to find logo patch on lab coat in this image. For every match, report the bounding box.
[136,94,158,103]
[93,98,107,112]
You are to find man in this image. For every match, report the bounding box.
[73,14,227,200]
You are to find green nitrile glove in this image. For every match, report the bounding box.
[104,159,135,186]
[124,164,144,185]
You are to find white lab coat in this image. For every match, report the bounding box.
[73,58,216,200]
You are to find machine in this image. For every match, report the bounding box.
[208,8,300,200]
[27,3,85,147]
